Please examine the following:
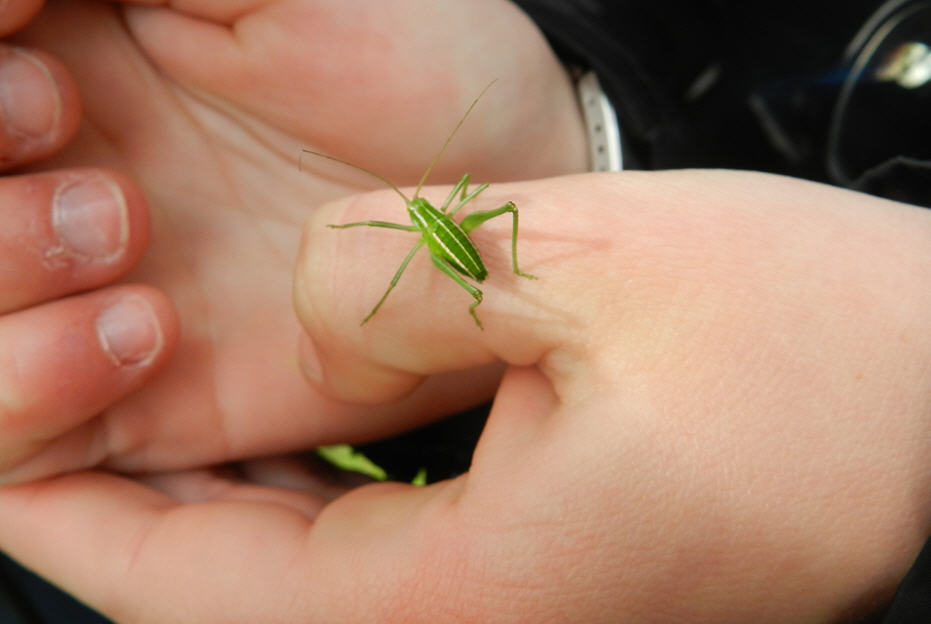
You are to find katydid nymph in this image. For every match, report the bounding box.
[300,81,536,330]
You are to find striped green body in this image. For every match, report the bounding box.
[318,172,533,328]
[303,81,535,328]
[408,198,487,282]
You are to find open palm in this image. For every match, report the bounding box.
[7,0,583,478]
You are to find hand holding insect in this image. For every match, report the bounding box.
[2,167,930,623]
[302,82,536,329]
[292,170,931,623]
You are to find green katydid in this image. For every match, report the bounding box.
[300,81,536,329]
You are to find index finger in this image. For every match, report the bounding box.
[293,173,628,405]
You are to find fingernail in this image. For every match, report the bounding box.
[297,333,323,384]
[52,177,129,262]
[0,47,60,142]
[96,296,163,367]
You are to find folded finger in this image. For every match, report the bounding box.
[0,472,314,623]
[0,169,149,313]
[0,285,178,483]
[140,464,335,518]
[0,44,80,167]
[114,0,266,25]
[0,470,450,623]
[293,175,622,404]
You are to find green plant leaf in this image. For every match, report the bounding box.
[316,444,388,481]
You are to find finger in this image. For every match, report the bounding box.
[139,464,334,518]
[0,285,178,483]
[114,0,266,25]
[141,457,360,510]
[234,455,364,498]
[0,44,81,167]
[293,175,623,404]
[0,0,44,37]
[0,472,316,623]
[0,470,450,623]
[0,169,149,313]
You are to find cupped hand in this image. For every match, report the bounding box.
[2,171,930,622]
[0,0,586,483]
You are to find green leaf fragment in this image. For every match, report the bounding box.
[316,445,430,485]
[316,444,388,481]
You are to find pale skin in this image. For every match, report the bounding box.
[0,1,930,623]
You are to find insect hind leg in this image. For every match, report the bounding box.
[458,202,536,280]
[361,240,425,325]
[429,253,485,329]
[439,174,471,213]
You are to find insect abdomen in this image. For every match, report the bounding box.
[409,198,487,281]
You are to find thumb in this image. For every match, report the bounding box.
[293,173,635,404]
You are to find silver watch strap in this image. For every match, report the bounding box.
[576,71,623,172]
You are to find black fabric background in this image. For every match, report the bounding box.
[512,0,927,187]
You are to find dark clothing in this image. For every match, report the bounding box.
[514,0,931,206]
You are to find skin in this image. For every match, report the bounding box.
[0,0,585,483]
[0,1,930,623]
[294,172,931,623]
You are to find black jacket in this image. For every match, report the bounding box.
[514,0,931,206]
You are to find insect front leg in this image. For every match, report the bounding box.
[449,182,490,218]
[458,202,536,280]
[361,240,425,325]
[429,253,485,329]
[328,221,419,232]
[439,174,471,213]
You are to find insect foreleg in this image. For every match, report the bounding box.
[458,202,536,280]
[437,174,490,218]
[429,253,485,329]
[439,174,471,213]
[328,221,419,232]
[361,240,426,325]
[448,182,490,218]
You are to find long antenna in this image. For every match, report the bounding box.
[413,79,497,199]
[300,148,411,204]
